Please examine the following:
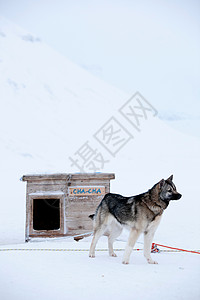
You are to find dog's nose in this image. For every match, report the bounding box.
[177,193,182,199]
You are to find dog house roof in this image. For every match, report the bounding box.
[22,173,115,182]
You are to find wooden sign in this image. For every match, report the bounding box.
[68,186,105,197]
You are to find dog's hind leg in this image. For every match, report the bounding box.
[89,225,107,258]
[122,228,141,264]
[108,220,123,257]
[89,212,111,258]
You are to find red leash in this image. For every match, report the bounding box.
[151,243,200,254]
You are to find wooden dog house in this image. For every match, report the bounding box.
[22,173,115,241]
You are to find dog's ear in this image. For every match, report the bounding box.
[167,175,173,181]
[159,179,165,189]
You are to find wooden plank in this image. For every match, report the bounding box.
[70,173,115,180]
[29,233,67,238]
[66,230,91,236]
[66,209,97,219]
[66,203,101,211]
[66,219,93,231]
[23,174,69,181]
[27,180,68,186]
[22,173,115,182]
[27,184,66,194]
[69,180,110,186]
[66,201,100,213]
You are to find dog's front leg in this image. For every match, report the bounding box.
[122,228,140,264]
[143,216,161,264]
[143,230,158,264]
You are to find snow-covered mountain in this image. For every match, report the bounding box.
[0,16,200,251]
[0,16,128,171]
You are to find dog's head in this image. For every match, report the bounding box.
[159,175,182,201]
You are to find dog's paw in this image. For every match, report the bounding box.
[122,260,129,265]
[147,258,158,264]
[89,254,95,258]
[110,252,117,257]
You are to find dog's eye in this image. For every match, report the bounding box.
[167,189,171,192]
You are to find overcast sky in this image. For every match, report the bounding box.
[1,0,200,115]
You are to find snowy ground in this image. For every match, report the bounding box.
[0,236,199,300]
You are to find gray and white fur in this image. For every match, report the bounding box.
[89,175,182,264]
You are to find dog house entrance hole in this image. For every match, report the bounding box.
[33,199,60,230]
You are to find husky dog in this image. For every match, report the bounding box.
[89,175,181,264]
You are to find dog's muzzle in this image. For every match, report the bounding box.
[174,193,182,200]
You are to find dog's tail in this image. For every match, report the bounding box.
[88,214,95,220]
